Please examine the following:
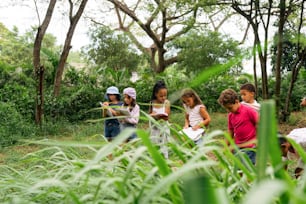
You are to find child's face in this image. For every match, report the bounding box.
[124,94,132,105]
[108,94,118,102]
[240,89,255,103]
[223,101,240,113]
[281,142,291,157]
[182,96,195,108]
[155,88,167,103]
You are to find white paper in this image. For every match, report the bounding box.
[180,127,205,141]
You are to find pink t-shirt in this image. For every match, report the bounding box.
[228,104,258,148]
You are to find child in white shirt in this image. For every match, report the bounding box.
[279,128,306,178]
[181,88,211,143]
[240,83,260,112]
[149,80,171,158]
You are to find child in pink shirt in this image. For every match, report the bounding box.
[218,89,259,164]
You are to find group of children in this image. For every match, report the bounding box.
[101,80,213,158]
[101,81,306,178]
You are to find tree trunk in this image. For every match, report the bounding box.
[35,66,44,126]
[253,38,258,98]
[53,0,88,97]
[281,1,305,122]
[33,0,57,125]
[231,1,271,99]
[275,0,286,121]
[283,56,305,121]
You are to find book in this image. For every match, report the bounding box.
[180,127,205,141]
[116,108,131,116]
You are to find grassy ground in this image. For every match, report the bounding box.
[0,111,305,165]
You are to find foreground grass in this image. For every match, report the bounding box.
[0,108,305,203]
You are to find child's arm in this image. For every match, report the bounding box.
[184,113,190,129]
[227,129,234,147]
[192,106,211,130]
[101,102,109,117]
[103,102,120,117]
[160,100,171,121]
[124,105,140,125]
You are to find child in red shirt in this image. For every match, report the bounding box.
[218,89,259,164]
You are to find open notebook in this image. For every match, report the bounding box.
[116,108,131,116]
[180,127,205,141]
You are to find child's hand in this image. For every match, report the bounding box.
[158,114,168,121]
[103,102,109,106]
[192,125,200,130]
[183,125,189,129]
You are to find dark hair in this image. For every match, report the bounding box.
[151,80,167,100]
[218,89,239,106]
[181,88,203,106]
[240,83,256,93]
[107,94,120,101]
[278,135,295,153]
[278,136,287,145]
[124,95,136,110]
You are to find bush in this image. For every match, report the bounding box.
[0,102,35,146]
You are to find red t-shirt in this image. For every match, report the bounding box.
[228,104,259,148]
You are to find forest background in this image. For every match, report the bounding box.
[1,0,306,203]
[1,0,305,146]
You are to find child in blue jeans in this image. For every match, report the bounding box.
[218,89,259,165]
[101,86,123,142]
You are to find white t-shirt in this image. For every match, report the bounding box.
[286,128,306,168]
[241,100,261,112]
[184,104,205,127]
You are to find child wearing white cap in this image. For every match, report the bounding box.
[120,87,140,141]
[101,86,123,142]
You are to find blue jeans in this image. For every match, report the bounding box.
[104,122,121,141]
[236,148,256,165]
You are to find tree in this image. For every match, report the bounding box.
[217,0,275,99]
[82,25,141,72]
[53,0,89,97]
[216,0,306,120]
[279,1,306,122]
[33,0,57,125]
[102,0,202,73]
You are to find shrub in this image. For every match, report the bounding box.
[0,102,35,146]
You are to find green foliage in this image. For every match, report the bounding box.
[82,25,142,72]
[265,71,306,112]
[270,29,306,73]
[171,29,243,74]
[0,23,32,67]
[0,102,35,146]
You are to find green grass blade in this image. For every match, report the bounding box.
[137,129,182,203]
[183,175,229,204]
